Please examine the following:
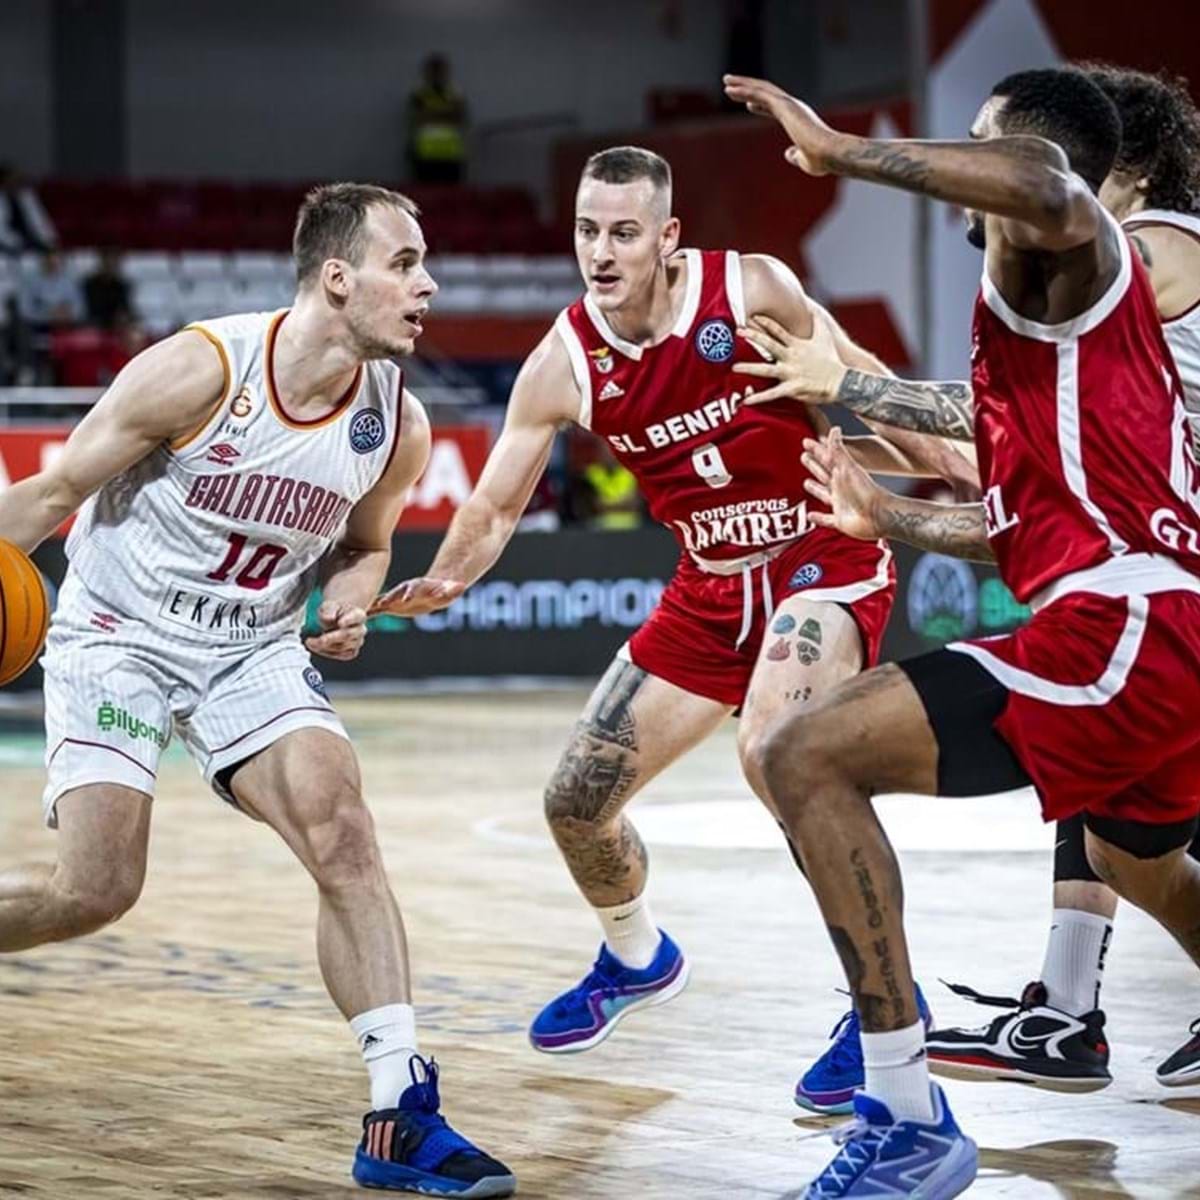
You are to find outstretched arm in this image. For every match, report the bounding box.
[724,74,1103,252]
[737,313,975,443]
[802,428,994,563]
[370,328,578,616]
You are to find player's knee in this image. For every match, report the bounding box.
[736,723,771,798]
[543,736,634,832]
[759,710,844,823]
[57,869,143,938]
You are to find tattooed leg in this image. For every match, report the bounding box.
[738,598,864,818]
[759,664,940,1032]
[544,659,729,907]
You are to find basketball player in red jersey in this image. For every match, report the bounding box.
[372,148,972,1058]
[738,64,1200,1100]
[725,67,1200,1198]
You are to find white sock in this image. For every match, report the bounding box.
[862,1021,936,1123]
[595,895,661,969]
[1040,908,1113,1016]
[350,1003,419,1112]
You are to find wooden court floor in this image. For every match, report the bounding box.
[0,690,1198,1198]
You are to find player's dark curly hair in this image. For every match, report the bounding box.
[1082,62,1200,214]
[990,67,1120,192]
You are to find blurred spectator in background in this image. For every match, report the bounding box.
[0,164,58,254]
[407,54,469,184]
[18,251,83,328]
[83,248,135,330]
[14,251,83,383]
[576,441,643,531]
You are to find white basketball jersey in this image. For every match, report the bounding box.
[66,309,404,643]
[1124,209,1200,449]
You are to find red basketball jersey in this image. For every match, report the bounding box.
[556,249,829,562]
[971,216,1200,603]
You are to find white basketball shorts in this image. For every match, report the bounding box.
[40,572,347,826]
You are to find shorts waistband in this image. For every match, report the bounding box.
[689,542,792,576]
[1030,552,1200,612]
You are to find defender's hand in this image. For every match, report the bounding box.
[736,313,847,405]
[368,577,466,617]
[305,599,368,661]
[722,75,841,175]
[802,428,886,542]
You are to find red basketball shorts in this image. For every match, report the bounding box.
[624,529,895,707]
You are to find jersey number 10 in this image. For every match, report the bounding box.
[207,532,287,591]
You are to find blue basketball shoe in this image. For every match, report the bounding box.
[795,984,933,1115]
[528,930,690,1053]
[352,1055,515,1196]
[803,1085,977,1198]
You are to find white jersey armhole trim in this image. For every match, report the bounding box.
[948,594,1147,706]
[1124,208,1200,239]
[670,248,704,337]
[171,323,232,451]
[980,209,1132,343]
[725,251,746,327]
[1056,339,1129,555]
[554,309,593,429]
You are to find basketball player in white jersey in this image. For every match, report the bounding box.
[734,65,1200,1098]
[0,184,514,1197]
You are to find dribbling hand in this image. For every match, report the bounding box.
[735,313,847,405]
[801,428,886,542]
[722,75,841,176]
[305,599,368,661]
[368,577,466,617]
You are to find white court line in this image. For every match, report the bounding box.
[474,789,1054,854]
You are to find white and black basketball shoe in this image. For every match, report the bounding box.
[925,981,1112,1092]
[1157,1018,1200,1088]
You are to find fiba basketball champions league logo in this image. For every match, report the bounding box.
[349,408,386,454]
[906,552,1029,643]
[694,319,735,364]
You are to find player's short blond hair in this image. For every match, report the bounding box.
[293,183,420,285]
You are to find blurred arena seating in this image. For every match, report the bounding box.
[37,179,561,254]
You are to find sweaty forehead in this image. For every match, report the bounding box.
[575,177,665,223]
[364,205,425,257]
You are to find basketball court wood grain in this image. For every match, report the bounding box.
[0,692,1197,1198]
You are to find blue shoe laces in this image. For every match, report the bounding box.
[395,1055,482,1166]
[803,1113,890,1196]
[823,1007,862,1074]
[555,954,622,1015]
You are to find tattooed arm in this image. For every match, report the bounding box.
[738,311,976,445]
[802,428,995,562]
[724,74,1103,253]
[838,370,975,443]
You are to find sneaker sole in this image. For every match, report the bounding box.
[1157,1066,1200,1088]
[353,1150,516,1197]
[793,1092,854,1116]
[529,956,691,1054]
[928,1056,1111,1093]
[911,1135,978,1200]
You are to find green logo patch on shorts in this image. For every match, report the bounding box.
[96,702,168,749]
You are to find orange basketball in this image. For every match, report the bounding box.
[0,539,49,686]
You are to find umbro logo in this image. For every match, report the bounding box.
[598,380,625,402]
[206,442,241,466]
